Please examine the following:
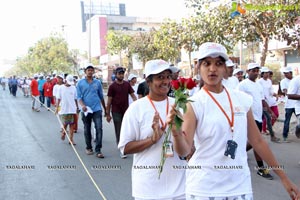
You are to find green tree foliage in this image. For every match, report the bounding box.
[152,20,181,63]
[185,0,300,66]
[129,29,158,66]
[106,30,133,66]
[30,36,72,74]
[15,35,74,75]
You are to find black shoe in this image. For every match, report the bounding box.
[85,149,94,155]
[257,169,273,180]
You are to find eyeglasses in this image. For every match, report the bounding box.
[154,74,172,80]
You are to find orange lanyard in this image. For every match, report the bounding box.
[147,95,169,129]
[203,87,234,133]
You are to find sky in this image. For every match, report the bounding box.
[0,0,190,75]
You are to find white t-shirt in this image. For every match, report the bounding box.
[57,85,77,115]
[281,78,296,109]
[187,88,253,197]
[53,84,62,98]
[287,76,300,114]
[118,97,186,199]
[238,79,263,122]
[189,85,200,96]
[257,78,277,107]
[128,84,138,105]
[222,76,239,90]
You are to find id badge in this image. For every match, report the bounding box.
[164,141,174,157]
[224,140,238,159]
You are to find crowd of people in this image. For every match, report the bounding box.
[2,41,300,199]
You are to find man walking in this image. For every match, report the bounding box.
[280,66,295,142]
[106,67,137,158]
[10,75,18,97]
[30,74,40,112]
[38,75,46,106]
[238,63,274,179]
[43,76,54,111]
[77,65,106,158]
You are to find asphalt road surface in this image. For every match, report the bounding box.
[0,89,299,200]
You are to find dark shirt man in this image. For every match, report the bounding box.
[106,67,137,158]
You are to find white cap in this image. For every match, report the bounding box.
[128,74,137,81]
[280,66,293,73]
[225,59,235,67]
[33,74,38,78]
[85,64,94,70]
[57,74,64,79]
[173,67,181,73]
[260,66,270,73]
[233,68,244,75]
[247,63,260,70]
[144,59,176,78]
[197,42,229,61]
[66,74,74,85]
[46,76,50,79]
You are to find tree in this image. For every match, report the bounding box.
[14,35,79,76]
[185,0,300,66]
[31,36,72,74]
[68,49,80,75]
[129,29,158,66]
[106,30,133,66]
[152,20,181,63]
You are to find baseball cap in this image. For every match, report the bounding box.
[233,68,244,75]
[116,67,126,73]
[172,67,181,73]
[66,75,74,85]
[260,66,270,73]
[144,59,176,78]
[197,42,229,61]
[85,64,94,70]
[57,74,64,79]
[247,63,260,70]
[46,76,50,79]
[128,74,137,81]
[33,74,38,78]
[280,66,293,73]
[225,59,235,67]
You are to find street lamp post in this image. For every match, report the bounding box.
[88,0,92,63]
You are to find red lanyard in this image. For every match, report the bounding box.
[203,87,234,133]
[147,95,169,129]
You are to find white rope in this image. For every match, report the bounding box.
[32,95,107,200]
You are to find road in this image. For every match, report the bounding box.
[0,89,299,200]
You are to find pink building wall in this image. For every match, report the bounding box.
[99,17,108,56]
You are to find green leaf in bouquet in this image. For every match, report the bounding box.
[174,115,184,131]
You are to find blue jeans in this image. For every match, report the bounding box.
[39,90,45,105]
[262,110,274,136]
[283,108,295,138]
[45,97,52,108]
[81,110,103,153]
[11,84,17,96]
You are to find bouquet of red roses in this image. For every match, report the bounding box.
[158,77,197,178]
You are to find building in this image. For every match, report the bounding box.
[81,0,164,61]
[80,0,166,84]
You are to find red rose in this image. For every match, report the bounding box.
[171,80,180,90]
[185,78,197,89]
[179,77,187,88]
